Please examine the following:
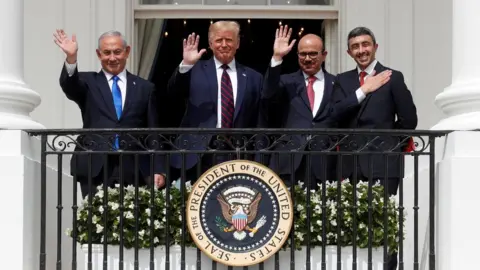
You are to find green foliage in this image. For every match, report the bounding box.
[68,179,404,253]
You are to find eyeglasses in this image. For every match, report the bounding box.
[297,51,325,59]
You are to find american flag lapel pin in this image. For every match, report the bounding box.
[242,73,246,77]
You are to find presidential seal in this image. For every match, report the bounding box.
[186,160,293,267]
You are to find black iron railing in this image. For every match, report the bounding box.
[27,128,449,270]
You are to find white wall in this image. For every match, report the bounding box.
[24,0,451,130]
[24,0,130,129]
[337,0,452,129]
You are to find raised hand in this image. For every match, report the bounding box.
[53,29,78,62]
[182,33,206,66]
[273,25,296,61]
[362,70,393,94]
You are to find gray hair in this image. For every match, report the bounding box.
[347,26,376,47]
[97,30,128,49]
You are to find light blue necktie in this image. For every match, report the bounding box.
[112,76,122,149]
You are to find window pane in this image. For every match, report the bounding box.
[270,0,331,4]
[204,0,268,4]
[140,0,203,4]
[140,0,331,4]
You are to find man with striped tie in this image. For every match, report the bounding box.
[167,21,264,181]
[55,29,166,198]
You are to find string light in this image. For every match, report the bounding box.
[287,0,291,3]
[279,21,282,26]
[184,20,187,25]
[247,19,251,24]
[299,27,304,36]
[164,32,168,37]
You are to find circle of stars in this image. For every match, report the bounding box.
[200,174,279,252]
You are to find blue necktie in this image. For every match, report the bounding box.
[112,76,122,149]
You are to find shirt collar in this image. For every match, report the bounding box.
[357,59,378,75]
[103,68,127,82]
[214,57,236,71]
[303,69,324,81]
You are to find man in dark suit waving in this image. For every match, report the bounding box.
[262,26,336,189]
[168,21,264,180]
[54,29,165,198]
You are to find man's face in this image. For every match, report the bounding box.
[347,34,378,70]
[209,29,239,65]
[96,36,130,75]
[297,39,326,76]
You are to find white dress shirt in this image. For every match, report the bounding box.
[178,57,238,128]
[64,61,127,109]
[271,58,324,116]
[355,59,378,104]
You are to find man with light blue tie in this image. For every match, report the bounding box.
[54,29,166,198]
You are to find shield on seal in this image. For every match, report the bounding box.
[232,211,248,231]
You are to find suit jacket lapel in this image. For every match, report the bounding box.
[234,63,247,122]
[96,71,117,120]
[355,62,386,124]
[121,72,136,119]
[202,59,218,110]
[314,73,334,118]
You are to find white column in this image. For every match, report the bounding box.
[436,131,480,270]
[433,0,480,130]
[0,0,43,129]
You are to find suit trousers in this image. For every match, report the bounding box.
[78,155,136,198]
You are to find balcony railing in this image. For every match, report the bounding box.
[28,128,448,270]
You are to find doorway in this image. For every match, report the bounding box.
[149,18,325,127]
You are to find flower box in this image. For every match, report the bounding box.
[82,244,385,270]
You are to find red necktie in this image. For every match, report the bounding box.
[220,64,234,128]
[307,76,316,110]
[359,71,367,86]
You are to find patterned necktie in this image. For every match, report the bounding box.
[111,75,122,149]
[307,76,316,111]
[359,71,367,86]
[220,64,234,128]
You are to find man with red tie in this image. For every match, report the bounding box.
[261,26,336,189]
[167,21,264,180]
[331,27,417,270]
[331,26,417,196]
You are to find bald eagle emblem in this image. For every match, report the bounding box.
[215,185,267,241]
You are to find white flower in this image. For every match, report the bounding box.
[139,230,145,237]
[317,235,322,242]
[145,208,151,216]
[330,219,337,226]
[113,233,119,239]
[316,220,322,226]
[297,204,304,211]
[92,215,100,224]
[65,228,72,236]
[185,181,192,192]
[96,224,103,233]
[125,212,134,219]
[108,202,119,211]
[154,220,161,229]
[154,237,159,243]
[99,206,104,214]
